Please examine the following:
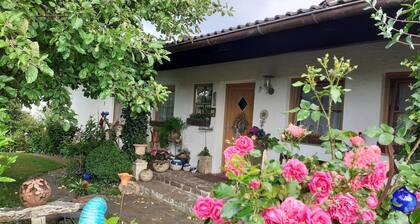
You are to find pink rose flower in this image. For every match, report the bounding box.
[262,206,287,224]
[224,146,242,162]
[366,193,378,209]
[344,145,381,169]
[210,199,225,223]
[286,124,305,139]
[416,192,420,201]
[350,176,363,191]
[362,161,388,190]
[329,193,360,224]
[225,162,244,177]
[235,136,254,154]
[282,159,308,183]
[280,197,309,223]
[361,210,376,223]
[193,196,215,219]
[350,136,365,147]
[249,179,261,190]
[307,208,332,224]
[309,171,333,204]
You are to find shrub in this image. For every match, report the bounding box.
[7,112,44,152]
[28,131,52,153]
[121,108,149,161]
[85,142,131,183]
[45,118,78,155]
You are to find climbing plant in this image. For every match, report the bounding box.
[121,108,149,160]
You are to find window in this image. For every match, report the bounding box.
[289,79,344,144]
[193,84,213,115]
[383,73,415,128]
[154,86,175,121]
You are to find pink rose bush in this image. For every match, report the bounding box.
[194,128,388,224]
[286,124,306,139]
[282,159,308,183]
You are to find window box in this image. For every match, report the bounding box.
[186,118,210,127]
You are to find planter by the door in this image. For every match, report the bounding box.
[186,118,210,127]
[133,144,147,156]
[152,161,170,172]
[197,156,212,174]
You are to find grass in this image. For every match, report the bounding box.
[0,153,66,208]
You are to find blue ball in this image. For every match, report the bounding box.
[391,186,417,214]
[82,172,93,181]
[79,197,108,224]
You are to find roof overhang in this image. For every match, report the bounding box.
[158,0,402,70]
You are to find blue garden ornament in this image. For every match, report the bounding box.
[101,111,109,117]
[82,172,93,182]
[79,197,108,224]
[391,186,417,214]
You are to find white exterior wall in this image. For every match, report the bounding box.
[70,89,115,127]
[156,41,414,173]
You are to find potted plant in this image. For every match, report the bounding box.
[197,147,212,174]
[175,148,190,165]
[157,117,185,148]
[148,148,172,172]
[186,113,211,127]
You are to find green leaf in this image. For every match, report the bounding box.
[221,198,241,219]
[250,149,261,158]
[212,183,235,198]
[63,121,71,132]
[410,209,420,224]
[299,100,311,109]
[105,216,119,224]
[297,109,310,121]
[39,64,54,77]
[71,17,83,29]
[378,133,394,145]
[292,81,304,87]
[330,86,341,103]
[303,84,311,93]
[26,65,38,83]
[0,40,8,48]
[273,144,288,154]
[380,123,394,134]
[286,180,300,197]
[383,211,409,224]
[365,126,382,138]
[311,111,321,122]
[0,176,15,182]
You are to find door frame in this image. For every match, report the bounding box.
[221,82,255,168]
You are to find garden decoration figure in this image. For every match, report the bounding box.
[79,197,107,224]
[391,187,418,214]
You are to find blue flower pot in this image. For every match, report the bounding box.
[391,186,418,214]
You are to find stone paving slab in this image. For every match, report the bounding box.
[108,194,199,224]
[153,171,215,196]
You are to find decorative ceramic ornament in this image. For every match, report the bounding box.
[19,178,52,207]
[391,186,417,214]
[140,169,153,182]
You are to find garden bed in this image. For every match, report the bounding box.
[0,153,67,208]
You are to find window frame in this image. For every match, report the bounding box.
[193,83,213,115]
[382,72,414,126]
[153,85,175,123]
[288,78,345,144]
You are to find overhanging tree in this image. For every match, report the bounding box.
[0,0,232,129]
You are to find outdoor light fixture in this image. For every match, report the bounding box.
[263,75,275,95]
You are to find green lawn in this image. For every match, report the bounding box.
[0,153,66,208]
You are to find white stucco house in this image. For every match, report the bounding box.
[71,0,414,173]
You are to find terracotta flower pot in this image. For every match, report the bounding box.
[118,173,133,186]
[133,144,148,156]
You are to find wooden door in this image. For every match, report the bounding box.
[222,83,255,166]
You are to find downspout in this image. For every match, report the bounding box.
[167,0,401,53]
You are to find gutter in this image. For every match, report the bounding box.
[167,0,401,53]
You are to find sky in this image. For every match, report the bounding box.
[143,0,324,37]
